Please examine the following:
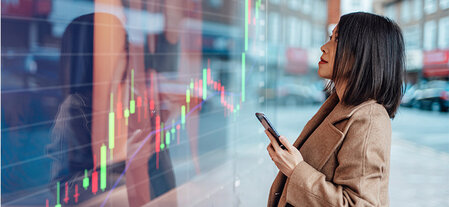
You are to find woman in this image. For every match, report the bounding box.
[266,12,404,206]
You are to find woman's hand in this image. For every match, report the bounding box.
[266,130,304,177]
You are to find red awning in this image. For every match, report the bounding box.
[423,67,449,77]
[423,50,449,78]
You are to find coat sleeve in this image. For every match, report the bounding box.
[285,104,391,206]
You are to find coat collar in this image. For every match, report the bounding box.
[326,95,377,125]
[293,92,377,149]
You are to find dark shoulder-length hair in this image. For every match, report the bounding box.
[327,12,405,119]
[60,12,129,97]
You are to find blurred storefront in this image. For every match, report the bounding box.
[375,0,449,83]
[423,50,449,78]
[406,49,423,84]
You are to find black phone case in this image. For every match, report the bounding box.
[255,113,286,149]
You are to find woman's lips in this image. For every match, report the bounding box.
[319,58,328,64]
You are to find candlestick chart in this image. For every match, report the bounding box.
[1,0,269,206]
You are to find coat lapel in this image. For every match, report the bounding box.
[298,116,344,171]
[297,95,377,171]
[268,93,340,206]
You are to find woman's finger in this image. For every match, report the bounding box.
[267,143,276,159]
[267,143,273,151]
[279,136,294,152]
[265,130,281,151]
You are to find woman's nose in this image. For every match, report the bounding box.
[320,45,326,53]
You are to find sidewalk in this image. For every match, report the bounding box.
[389,136,449,207]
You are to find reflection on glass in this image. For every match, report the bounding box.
[3,0,448,206]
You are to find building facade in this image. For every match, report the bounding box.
[376,0,449,83]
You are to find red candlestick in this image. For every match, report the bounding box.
[92,155,98,195]
[176,124,181,144]
[63,182,69,204]
[74,184,79,203]
[155,115,161,169]
[144,90,148,119]
[137,96,142,122]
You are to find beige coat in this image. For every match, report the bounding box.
[268,92,392,207]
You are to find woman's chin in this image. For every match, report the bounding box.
[317,68,330,79]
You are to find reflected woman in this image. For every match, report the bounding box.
[266,12,404,206]
[47,12,176,206]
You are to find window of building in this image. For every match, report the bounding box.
[301,20,311,48]
[441,0,449,9]
[404,24,421,49]
[287,17,300,46]
[413,0,423,20]
[438,16,449,49]
[302,0,312,15]
[296,19,302,47]
[386,4,397,20]
[352,0,361,9]
[288,0,301,10]
[314,0,327,21]
[270,0,280,5]
[423,20,437,50]
[269,12,280,43]
[424,0,437,14]
[313,25,325,47]
[401,0,411,23]
[283,16,289,44]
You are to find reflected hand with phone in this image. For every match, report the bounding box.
[265,130,304,177]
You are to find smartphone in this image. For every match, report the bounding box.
[255,112,286,149]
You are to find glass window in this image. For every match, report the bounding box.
[313,25,325,47]
[288,0,301,10]
[3,1,449,207]
[424,20,437,50]
[269,12,281,43]
[1,1,280,206]
[401,0,411,23]
[314,0,327,21]
[386,4,397,20]
[302,0,312,15]
[287,17,299,46]
[321,0,328,21]
[441,0,449,9]
[352,0,361,9]
[296,19,303,46]
[413,0,423,20]
[301,20,312,48]
[438,16,449,49]
[424,0,437,14]
[283,15,289,44]
[404,24,421,49]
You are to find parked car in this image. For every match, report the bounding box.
[401,84,417,107]
[413,80,449,112]
[276,79,325,106]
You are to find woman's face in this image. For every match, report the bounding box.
[318,26,338,79]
